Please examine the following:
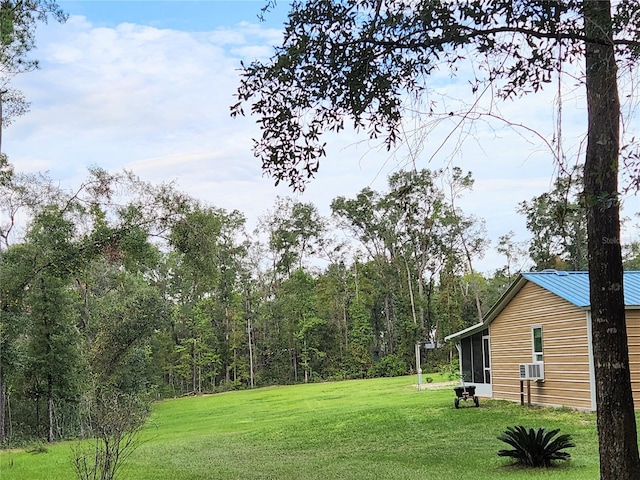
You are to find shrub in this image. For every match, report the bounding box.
[437,360,460,380]
[497,425,575,468]
[367,355,408,378]
[73,390,150,480]
[26,441,48,454]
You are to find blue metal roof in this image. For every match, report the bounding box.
[522,270,640,308]
[446,270,640,342]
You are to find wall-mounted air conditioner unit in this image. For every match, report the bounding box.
[519,363,544,380]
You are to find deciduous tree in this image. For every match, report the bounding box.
[261,197,326,277]
[518,169,587,270]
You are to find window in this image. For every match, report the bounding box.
[483,335,491,383]
[532,326,543,362]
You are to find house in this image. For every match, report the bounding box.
[444,270,640,411]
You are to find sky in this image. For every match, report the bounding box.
[4,1,640,274]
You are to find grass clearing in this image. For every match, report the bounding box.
[1,375,603,479]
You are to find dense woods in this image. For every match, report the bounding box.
[1,163,632,446]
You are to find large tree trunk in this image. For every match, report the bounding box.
[583,2,640,478]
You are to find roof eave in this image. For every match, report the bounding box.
[445,275,529,342]
[444,322,485,342]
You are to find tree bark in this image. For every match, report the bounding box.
[583,2,640,478]
[0,373,5,442]
[47,373,54,443]
[417,276,425,330]
[0,95,3,155]
[384,294,393,354]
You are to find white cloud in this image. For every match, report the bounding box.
[4,12,637,275]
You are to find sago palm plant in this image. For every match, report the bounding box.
[497,425,575,467]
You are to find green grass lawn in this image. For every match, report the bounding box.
[1,375,602,479]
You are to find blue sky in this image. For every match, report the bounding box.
[57,1,290,30]
[4,1,639,273]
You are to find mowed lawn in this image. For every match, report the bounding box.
[1,375,603,479]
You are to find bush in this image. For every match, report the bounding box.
[73,390,150,480]
[497,425,575,468]
[215,380,246,393]
[368,355,408,378]
[437,360,460,380]
[26,441,48,454]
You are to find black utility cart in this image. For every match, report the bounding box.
[453,384,479,408]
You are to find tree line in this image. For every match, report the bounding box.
[1,162,631,446]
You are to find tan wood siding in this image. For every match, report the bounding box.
[490,282,592,410]
[626,310,640,408]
